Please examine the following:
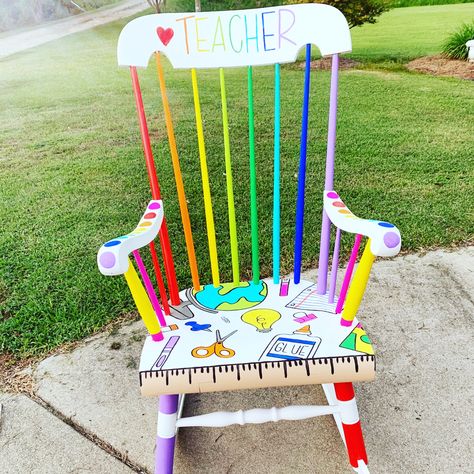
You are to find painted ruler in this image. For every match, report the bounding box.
[139,355,375,396]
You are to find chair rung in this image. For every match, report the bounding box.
[175,404,340,428]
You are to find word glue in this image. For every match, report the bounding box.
[260,326,321,361]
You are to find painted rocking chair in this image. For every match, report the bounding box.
[97,4,401,473]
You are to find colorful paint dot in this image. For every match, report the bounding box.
[332,201,345,208]
[144,212,156,219]
[378,222,395,228]
[327,191,339,199]
[384,232,400,248]
[148,202,161,210]
[338,210,351,214]
[104,240,121,247]
[99,252,116,268]
[139,221,152,227]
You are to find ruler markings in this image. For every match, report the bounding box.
[140,355,375,396]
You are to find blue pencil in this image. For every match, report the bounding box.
[294,44,312,284]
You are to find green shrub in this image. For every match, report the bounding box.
[441,21,474,60]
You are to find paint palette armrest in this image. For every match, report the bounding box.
[97,200,164,276]
[324,191,401,257]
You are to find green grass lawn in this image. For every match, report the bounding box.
[0,4,473,357]
[351,3,474,61]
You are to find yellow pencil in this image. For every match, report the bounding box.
[124,258,161,335]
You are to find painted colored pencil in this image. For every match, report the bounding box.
[219,68,240,286]
[124,258,162,339]
[133,249,166,330]
[191,68,220,287]
[273,63,281,284]
[248,65,260,284]
[294,44,312,284]
[328,227,341,304]
[336,233,362,314]
[129,66,180,305]
[317,54,340,295]
[340,239,375,326]
[155,53,200,291]
[149,241,170,315]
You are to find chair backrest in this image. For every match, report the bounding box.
[116,4,352,312]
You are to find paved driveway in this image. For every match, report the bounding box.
[0,0,149,60]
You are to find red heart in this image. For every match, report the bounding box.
[156,27,174,46]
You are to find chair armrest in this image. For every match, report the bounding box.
[97,200,164,276]
[324,190,401,257]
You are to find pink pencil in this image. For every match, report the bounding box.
[336,234,362,314]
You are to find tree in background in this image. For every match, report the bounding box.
[166,1,281,13]
[285,0,387,28]
[166,0,387,28]
[147,0,166,13]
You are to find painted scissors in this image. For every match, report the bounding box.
[191,330,237,359]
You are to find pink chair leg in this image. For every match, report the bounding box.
[155,394,179,474]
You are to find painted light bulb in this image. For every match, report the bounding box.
[241,308,281,333]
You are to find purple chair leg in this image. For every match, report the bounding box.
[155,394,179,474]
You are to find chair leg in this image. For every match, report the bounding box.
[155,394,179,474]
[333,383,369,473]
[322,383,346,446]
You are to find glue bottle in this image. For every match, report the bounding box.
[259,325,321,361]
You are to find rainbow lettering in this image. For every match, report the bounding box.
[174,9,296,55]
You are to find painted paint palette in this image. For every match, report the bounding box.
[139,278,375,396]
[324,190,401,257]
[97,200,164,276]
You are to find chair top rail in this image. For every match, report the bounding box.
[117,4,351,69]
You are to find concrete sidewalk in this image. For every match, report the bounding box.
[1,247,473,473]
[0,0,149,60]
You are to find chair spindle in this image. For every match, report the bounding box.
[294,44,312,284]
[317,53,340,295]
[133,249,166,328]
[340,238,375,326]
[149,241,170,315]
[219,68,240,286]
[336,233,362,314]
[191,68,220,287]
[155,53,200,291]
[129,66,180,305]
[248,66,260,284]
[123,257,163,340]
[328,227,341,304]
[272,63,281,284]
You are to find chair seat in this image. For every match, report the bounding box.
[139,278,375,396]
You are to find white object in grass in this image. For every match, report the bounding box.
[466,40,474,63]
